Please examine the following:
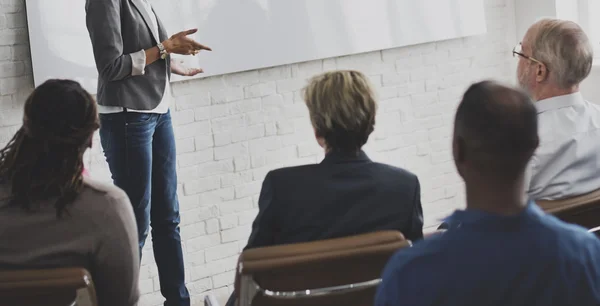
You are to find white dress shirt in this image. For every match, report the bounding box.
[526,92,600,200]
[97,0,171,114]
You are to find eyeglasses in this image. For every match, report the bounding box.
[512,42,545,67]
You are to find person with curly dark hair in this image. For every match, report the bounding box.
[0,79,140,306]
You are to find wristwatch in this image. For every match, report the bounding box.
[157,42,168,60]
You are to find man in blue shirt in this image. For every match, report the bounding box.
[375,81,600,306]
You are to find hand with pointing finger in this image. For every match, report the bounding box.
[162,28,211,56]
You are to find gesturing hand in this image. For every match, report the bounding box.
[170,60,204,77]
[179,67,203,76]
[163,28,212,56]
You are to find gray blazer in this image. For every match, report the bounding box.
[85,0,171,110]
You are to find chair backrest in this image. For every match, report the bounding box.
[235,230,410,306]
[0,267,97,306]
[537,188,600,230]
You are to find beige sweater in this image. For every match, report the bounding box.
[0,177,139,306]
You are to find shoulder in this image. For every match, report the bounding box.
[556,222,600,248]
[78,178,133,217]
[267,164,321,179]
[384,237,443,273]
[268,161,419,186]
[82,178,129,203]
[583,99,600,111]
[539,212,592,238]
[549,221,600,285]
[373,162,418,179]
[370,162,420,191]
[538,214,600,257]
[377,238,443,304]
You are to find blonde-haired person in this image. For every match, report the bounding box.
[515,18,600,200]
[225,70,424,306]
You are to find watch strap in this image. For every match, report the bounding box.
[157,42,168,60]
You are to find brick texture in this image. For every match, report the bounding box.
[0,0,516,305]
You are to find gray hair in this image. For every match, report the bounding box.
[531,18,594,88]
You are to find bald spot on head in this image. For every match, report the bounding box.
[454,81,539,179]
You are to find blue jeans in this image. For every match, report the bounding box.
[99,110,190,306]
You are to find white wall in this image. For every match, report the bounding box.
[1,0,516,305]
[580,69,600,100]
[514,0,557,41]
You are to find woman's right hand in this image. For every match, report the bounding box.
[163,28,212,55]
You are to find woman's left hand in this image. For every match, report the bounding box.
[178,67,204,76]
[171,60,204,76]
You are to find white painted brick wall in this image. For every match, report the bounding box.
[0,0,517,305]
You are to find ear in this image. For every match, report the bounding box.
[535,63,549,83]
[314,129,325,149]
[452,135,466,177]
[452,135,465,163]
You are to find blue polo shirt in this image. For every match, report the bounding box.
[375,202,600,306]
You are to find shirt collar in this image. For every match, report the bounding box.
[320,150,371,165]
[443,201,544,228]
[535,92,584,114]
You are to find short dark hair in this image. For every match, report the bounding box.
[454,80,539,179]
[0,79,99,216]
[303,70,377,152]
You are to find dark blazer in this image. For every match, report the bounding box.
[244,150,424,250]
[85,0,170,110]
[225,150,424,306]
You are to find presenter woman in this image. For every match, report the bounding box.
[85,0,210,304]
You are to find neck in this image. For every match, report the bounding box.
[534,84,579,101]
[464,175,528,216]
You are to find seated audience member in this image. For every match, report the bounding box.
[246,70,424,246]
[516,18,600,200]
[375,81,600,306]
[0,80,140,306]
[225,70,424,306]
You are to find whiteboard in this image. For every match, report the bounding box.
[26,0,487,93]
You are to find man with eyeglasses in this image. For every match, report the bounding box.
[514,18,600,201]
